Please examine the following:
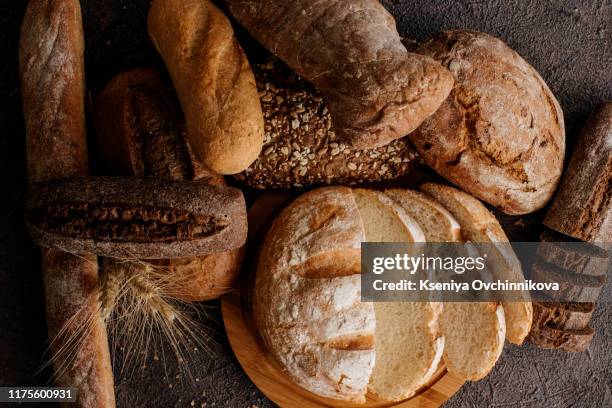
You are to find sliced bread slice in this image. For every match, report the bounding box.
[384,189,462,242]
[352,189,443,401]
[531,260,606,302]
[387,187,505,381]
[528,323,594,352]
[532,300,594,331]
[421,183,532,345]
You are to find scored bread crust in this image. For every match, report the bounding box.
[421,183,532,345]
[254,187,374,402]
[413,30,565,215]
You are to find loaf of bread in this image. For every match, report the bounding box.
[421,183,533,345]
[19,0,115,406]
[413,31,565,215]
[544,103,612,244]
[235,59,420,189]
[147,0,264,174]
[93,68,243,301]
[256,187,450,402]
[226,0,453,150]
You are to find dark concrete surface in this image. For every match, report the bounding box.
[0,1,610,407]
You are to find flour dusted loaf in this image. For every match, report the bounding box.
[235,59,420,189]
[255,187,445,402]
[421,183,533,345]
[226,0,453,150]
[413,31,565,215]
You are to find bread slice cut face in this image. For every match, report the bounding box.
[421,183,532,345]
[353,189,444,402]
[388,186,506,381]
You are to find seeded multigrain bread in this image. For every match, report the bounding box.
[226,0,453,150]
[235,59,420,189]
[413,31,565,215]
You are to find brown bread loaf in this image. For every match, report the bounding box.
[544,103,612,245]
[25,177,248,259]
[528,323,594,352]
[19,0,115,406]
[226,0,454,150]
[94,69,243,301]
[413,31,565,215]
[538,230,609,278]
[531,301,594,331]
[235,59,420,189]
[147,0,264,175]
[530,260,606,303]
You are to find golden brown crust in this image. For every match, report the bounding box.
[19,0,87,182]
[19,1,115,405]
[147,0,264,174]
[226,0,453,150]
[414,30,565,215]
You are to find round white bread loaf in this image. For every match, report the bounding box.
[255,187,447,402]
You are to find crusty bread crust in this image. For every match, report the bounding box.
[255,187,373,402]
[414,31,565,215]
[19,1,115,406]
[421,183,532,345]
[147,0,264,174]
[226,0,453,150]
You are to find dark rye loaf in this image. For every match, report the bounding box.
[544,103,612,245]
[234,59,420,189]
[530,260,606,303]
[531,301,594,331]
[538,230,609,278]
[528,323,594,352]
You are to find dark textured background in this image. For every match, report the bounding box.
[0,0,611,407]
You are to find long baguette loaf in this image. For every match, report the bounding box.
[147,0,264,175]
[19,0,115,406]
[226,0,453,150]
[235,59,420,189]
[93,69,243,301]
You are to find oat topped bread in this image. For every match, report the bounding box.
[235,59,420,189]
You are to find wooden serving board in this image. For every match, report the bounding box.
[221,192,464,407]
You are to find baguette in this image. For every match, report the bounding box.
[226,0,453,150]
[235,58,420,189]
[93,69,243,301]
[19,0,115,406]
[147,0,264,174]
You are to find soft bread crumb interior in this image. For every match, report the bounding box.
[352,189,441,401]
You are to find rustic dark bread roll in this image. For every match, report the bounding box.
[94,69,243,301]
[538,230,609,278]
[528,323,594,352]
[530,260,606,302]
[235,59,420,189]
[531,301,594,331]
[25,177,248,259]
[226,0,454,150]
[19,0,115,406]
[147,0,264,174]
[413,30,565,215]
[544,103,612,244]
